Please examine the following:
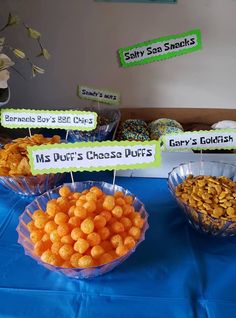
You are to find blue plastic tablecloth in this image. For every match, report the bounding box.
[1,172,236,318]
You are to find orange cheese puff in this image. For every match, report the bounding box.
[83,201,96,214]
[78,255,94,268]
[74,206,87,219]
[27,220,37,232]
[87,232,101,247]
[75,199,86,207]
[30,230,44,243]
[68,206,76,217]
[100,240,113,252]
[97,227,110,240]
[42,233,50,242]
[32,209,45,220]
[50,230,61,242]
[114,191,124,198]
[61,234,74,245]
[46,200,58,217]
[95,199,104,213]
[59,244,74,260]
[41,250,54,264]
[124,236,136,249]
[81,218,94,234]
[94,215,106,229]
[111,221,125,234]
[99,253,113,265]
[74,238,90,254]
[90,186,103,198]
[62,261,72,268]
[120,217,132,230]
[100,211,112,222]
[44,220,57,234]
[111,206,123,218]
[68,216,81,227]
[34,240,51,256]
[111,234,123,248]
[51,241,64,254]
[59,186,71,198]
[124,196,133,205]
[48,254,63,266]
[73,192,81,200]
[70,252,82,268]
[34,215,48,229]
[82,190,89,195]
[129,226,141,240]
[86,192,97,202]
[116,244,129,257]
[71,227,85,241]
[115,197,126,207]
[54,212,69,225]
[91,245,105,259]
[103,195,115,211]
[57,223,71,237]
[133,215,145,229]
[123,205,135,216]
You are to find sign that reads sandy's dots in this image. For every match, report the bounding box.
[1,109,97,131]
[119,29,202,67]
[28,140,161,175]
[162,130,236,151]
[77,85,120,105]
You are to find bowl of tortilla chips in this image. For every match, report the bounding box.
[0,134,64,195]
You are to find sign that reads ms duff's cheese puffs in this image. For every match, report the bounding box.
[28,140,161,175]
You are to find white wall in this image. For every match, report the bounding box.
[1,0,236,109]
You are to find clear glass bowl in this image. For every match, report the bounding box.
[16,181,149,279]
[0,173,64,196]
[68,109,121,142]
[168,161,236,237]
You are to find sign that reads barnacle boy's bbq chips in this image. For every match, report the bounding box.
[28,140,161,175]
[119,29,202,67]
[162,130,236,151]
[1,109,97,131]
[77,85,120,105]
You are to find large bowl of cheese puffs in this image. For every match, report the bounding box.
[0,134,64,195]
[17,181,149,279]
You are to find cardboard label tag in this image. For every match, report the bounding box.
[28,140,161,175]
[162,129,236,151]
[119,29,201,67]
[77,85,120,105]
[1,109,97,131]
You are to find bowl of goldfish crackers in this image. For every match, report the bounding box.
[0,134,64,195]
[17,181,149,279]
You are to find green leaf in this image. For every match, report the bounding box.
[42,48,50,60]
[32,64,45,75]
[7,13,20,26]
[12,48,25,59]
[28,27,41,39]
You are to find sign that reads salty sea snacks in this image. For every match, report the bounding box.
[28,140,161,175]
[162,129,236,151]
[1,109,97,131]
[77,85,120,105]
[119,29,202,67]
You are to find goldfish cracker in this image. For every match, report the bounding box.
[50,230,61,242]
[97,227,110,240]
[57,223,70,237]
[86,192,97,202]
[30,230,44,243]
[61,234,74,245]
[34,215,48,229]
[120,217,132,230]
[71,227,84,241]
[124,236,136,249]
[68,216,81,227]
[78,255,94,268]
[59,186,71,198]
[100,211,112,222]
[94,215,106,229]
[70,253,82,268]
[103,195,115,211]
[87,232,101,246]
[54,212,69,225]
[74,238,90,254]
[111,206,123,218]
[129,226,141,240]
[116,244,129,257]
[99,253,113,265]
[74,206,87,219]
[44,220,57,234]
[51,241,64,254]
[114,191,124,198]
[111,234,123,248]
[91,245,105,259]
[59,244,74,260]
[133,215,145,229]
[111,221,125,234]
[83,201,96,214]
[27,220,37,232]
[81,218,94,234]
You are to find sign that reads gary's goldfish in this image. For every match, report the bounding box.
[28,140,161,175]
[119,29,202,67]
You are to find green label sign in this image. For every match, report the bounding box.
[119,29,202,67]
[162,129,236,151]
[1,109,97,131]
[28,140,161,175]
[77,85,120,105]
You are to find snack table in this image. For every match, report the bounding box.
[0,173,236,318]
